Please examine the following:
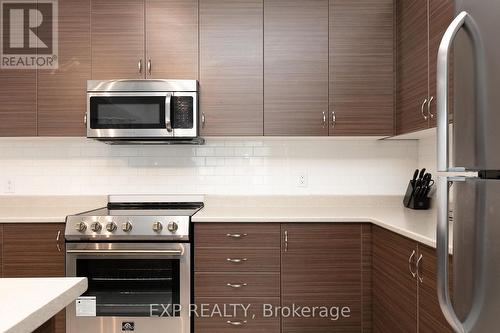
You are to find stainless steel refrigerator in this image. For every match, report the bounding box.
[436,1,500,332]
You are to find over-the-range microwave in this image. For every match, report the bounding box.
[86,79,203,144]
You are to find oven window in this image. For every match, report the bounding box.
[76,259,180,317]
[90,96,165,129]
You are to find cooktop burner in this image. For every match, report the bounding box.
[65,195,204,242]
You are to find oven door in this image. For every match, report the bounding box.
[86,92,174,139]
[66,243,190,333]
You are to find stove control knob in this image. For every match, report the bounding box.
[122,221,133,232]
[152,221,163,233]
[167,221,178,233]
[75,222,87,232]
[90,222,102,232]
[106,222,117,232]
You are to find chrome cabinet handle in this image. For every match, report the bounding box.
[428,96,435,119]
[227,320,247,326]
[56,230,62,252]
[408,250,416,278]
[201,112,206,128]
[331,110,336,128]
[83,114,87,126]
[416,253,424,283]
[421,98,429,120]
[322,111,327,128]
[138,59,143,74]
[227,233,247,238]
[147,59,152,75]
[227,283,247,288]
[226,258,247,263]
[284,230,288,252]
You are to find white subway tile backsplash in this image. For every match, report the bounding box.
[0,137,418,195]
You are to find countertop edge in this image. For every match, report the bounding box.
[3,278,87,333]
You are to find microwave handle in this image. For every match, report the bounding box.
[165,93,173,132]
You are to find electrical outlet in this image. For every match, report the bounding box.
[297,172,308,188]
[4,179,15,193]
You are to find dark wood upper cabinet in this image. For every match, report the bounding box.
[281,223,365,332]
[37,0,91,136]
[199,0,264,136]
[264,0,329,136]
[395,0,429,135]
[3,223,66,333]
[396,0,454,135]
[145,0,198,79]
[0,70,37,136]
[428,0,454,128]
[91,0,145,80]
[329,0,394,136]
[373,226,418,333]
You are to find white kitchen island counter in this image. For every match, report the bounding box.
[0,277,87,333]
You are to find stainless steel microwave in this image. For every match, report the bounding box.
[86,80,202,144]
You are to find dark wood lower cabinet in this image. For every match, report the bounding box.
[418,245,453,333]
[281,223,370,332]
[373,226,418,333]
[373,226,453,333]
[2,223,66,333]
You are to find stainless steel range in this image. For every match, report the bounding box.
[65,195,203,333]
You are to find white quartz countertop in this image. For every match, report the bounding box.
[0,196,106,223]
[0,195,446,249]
[0,277,87,333]
[193,195,444,249]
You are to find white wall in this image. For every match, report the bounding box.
[0,137,418,195]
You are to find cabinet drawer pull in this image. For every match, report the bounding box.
[284,230,288,252]
[408,250,416,278]
[227,283,247,288]
[226,258,247,263]
[416,254,424,283]
[226,233,247,238]
[227,320,247,326]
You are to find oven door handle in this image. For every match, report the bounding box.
[66,249,183,255]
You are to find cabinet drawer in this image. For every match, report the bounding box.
[194,223,280,248]
[195,248,280,272]
[195,273,280,297]
[195,297,280,333]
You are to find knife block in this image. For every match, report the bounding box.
[403,180,431,210]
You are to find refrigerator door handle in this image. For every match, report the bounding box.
[437,11,468,172]
[437,176,466,333]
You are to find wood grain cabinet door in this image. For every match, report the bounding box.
[428,0,454,128]
[37,0,91,136]
[281,224,365,332]
[329,0,394,136]
[199,0,263,136]
[373,226,418,333]
[145,0,198,80]
[264,0,329,136]
[0,70,37,136]
[417,245,454,333]
[395,0,429,135]
[91,0,145,80]
[3,223,66,333]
